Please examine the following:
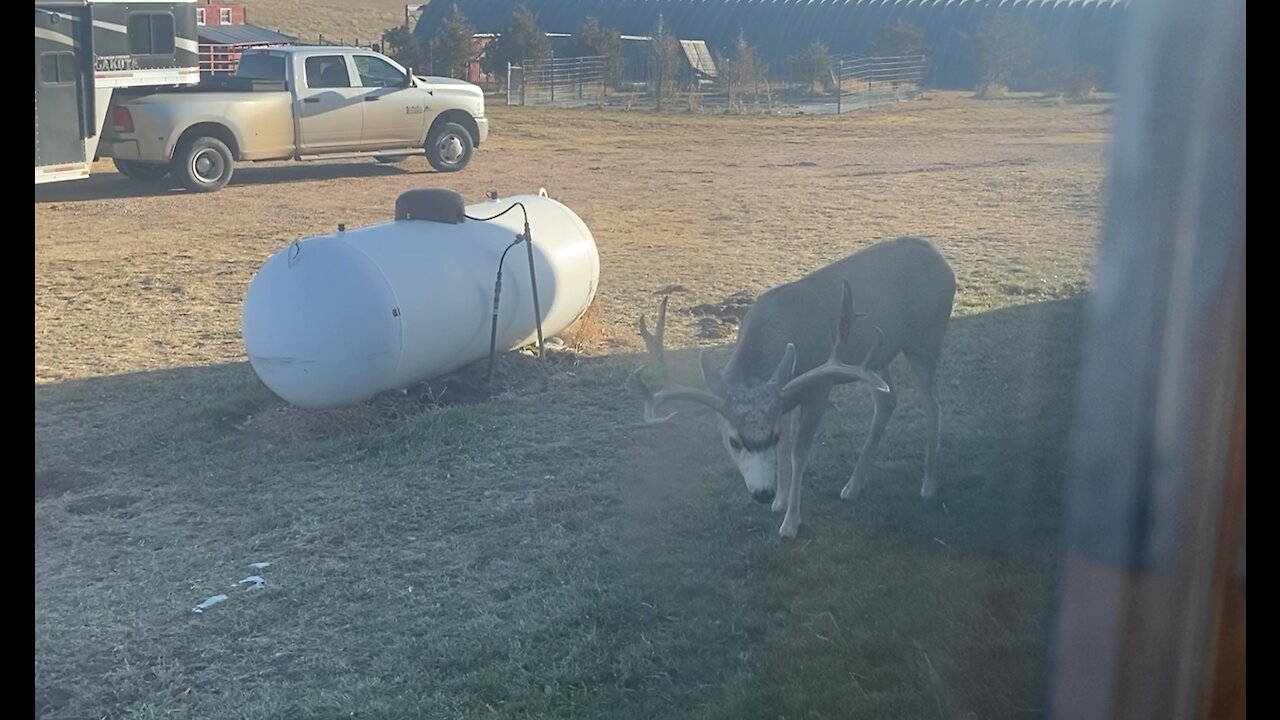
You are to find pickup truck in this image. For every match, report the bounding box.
[97,45,489,192]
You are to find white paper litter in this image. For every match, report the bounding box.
[238,576,266,590]
[193,594,228,613]
[249,562,271,569]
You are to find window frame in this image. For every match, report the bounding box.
[126,12,176,57]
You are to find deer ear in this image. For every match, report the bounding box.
[699,350,728,396]
[770,343,798,386]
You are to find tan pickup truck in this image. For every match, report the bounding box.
[97,45,489,192]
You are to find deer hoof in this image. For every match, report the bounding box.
[840,478,865,501]
[771,496,786,513]
[778,519,800,538]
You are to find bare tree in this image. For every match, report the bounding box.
[572,16,624,89]
[649,14,682,109]
[723,30,761,108]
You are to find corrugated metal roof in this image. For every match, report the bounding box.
[680,40,719,79]
[415,0,1130,89]
[197,23,296,46]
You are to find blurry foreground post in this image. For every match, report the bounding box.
[1046,0,1244,718]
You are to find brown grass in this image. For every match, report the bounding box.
[35,93,1107,383]
[560,298,609,352]
[36,92,1111,720]
[240,0,409,46]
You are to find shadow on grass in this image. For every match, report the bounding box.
[33,159,436,204]
[35,295,1086,720]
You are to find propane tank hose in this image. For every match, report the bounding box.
[466,201,547,386]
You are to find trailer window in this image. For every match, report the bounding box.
[127,13,176,56]
[305,56,352,89]
[236,53,287,82]
[38,52,77,86]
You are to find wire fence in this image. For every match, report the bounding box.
[506,56,609,107]
[830,54,930,113]
[502,51,930,115]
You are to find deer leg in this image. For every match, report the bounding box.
[779,397,829,538]
[906,353,942,500]
[772,410,797,513]
[841,373,897,501]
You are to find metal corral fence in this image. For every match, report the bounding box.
[830,54,930,113]
[506,56,608,107]
[504,50,929,115]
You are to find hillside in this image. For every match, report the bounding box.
[240,0,409,47]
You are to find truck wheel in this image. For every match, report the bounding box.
[374,155,409,164]
[172,135,235,192]
[113,159,169,181]
[425,122,473,173]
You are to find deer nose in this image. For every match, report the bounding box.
[752,488,775,505]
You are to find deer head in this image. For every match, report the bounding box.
[633,284,889,504]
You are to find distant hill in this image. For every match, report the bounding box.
[240,0,409,47]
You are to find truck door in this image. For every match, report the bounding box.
[295,54,365,154]
[352,54,429,149]
[35,6,90,176]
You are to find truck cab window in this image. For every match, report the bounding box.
[305,56,351,89]
[354,55,407,88]
[236,53,287,82]
[126,13,175,56]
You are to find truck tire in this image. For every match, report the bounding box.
[425,121,473,173]
[113,159,169,182]
[374,154,409,164]
[172,135,235,192]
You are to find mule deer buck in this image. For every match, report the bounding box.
[634,236,956,538]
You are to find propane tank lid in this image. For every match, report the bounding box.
[395,188,466,224]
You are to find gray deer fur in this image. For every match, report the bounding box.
[635,236,956,538]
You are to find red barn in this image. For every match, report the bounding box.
[196,2,247,27]
[195,2,297,76]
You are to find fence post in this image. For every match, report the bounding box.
[727,60,733,111]
[837,59,842,114]
[506,62,512,105]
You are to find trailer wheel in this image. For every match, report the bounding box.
[172,135,235,192]
[113,159,169,182]
[425,122,473,173]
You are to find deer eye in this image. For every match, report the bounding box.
[729,436,743,451]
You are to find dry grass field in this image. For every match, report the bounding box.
[240,0,411,46]
[36,92,1111,719]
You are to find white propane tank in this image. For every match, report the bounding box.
[242,189,600,410]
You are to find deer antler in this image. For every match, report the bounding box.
[779,281,891,411]
[633,295,729,424]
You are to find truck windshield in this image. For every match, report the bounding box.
[235,53,286,82]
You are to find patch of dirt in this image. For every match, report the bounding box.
[35,469,98,500]
[241,348,590,441]
[684,291,755,340]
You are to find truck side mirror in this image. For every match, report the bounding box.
[404,67,414,87]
